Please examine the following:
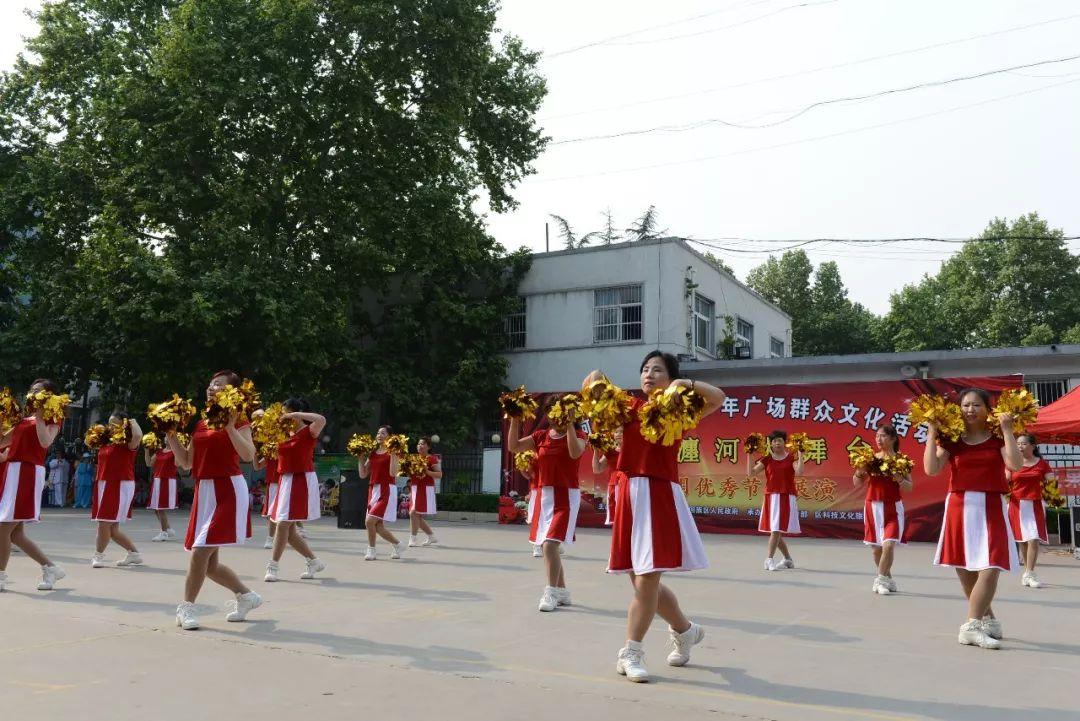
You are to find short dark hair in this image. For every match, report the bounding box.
[877,423,899,451]
[956,387,992,407]
[418,435,433,448]
[1018,433,1042,457]
[210,369,242,386]
[283,397,311,413]
[768,430,788,441]
[109,408,129,421]
[640,350,680,380]
[30,378,58,394]
[378,425,392,434]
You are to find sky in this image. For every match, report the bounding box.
[3,0,1079,314]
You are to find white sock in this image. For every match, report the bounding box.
[626,640,644,652]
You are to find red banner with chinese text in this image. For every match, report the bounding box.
[501,376,1022,542]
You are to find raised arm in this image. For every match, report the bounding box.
[144,447,156,467]
[427,458,443,480]
[126,418,143,451]
[506,417,536,454]
[224,409,255,463]
[166,431,193,471]
[793,451,805,475]
[283,412,327,439]
[358,455,370,478]
[922,423,949,476]
[35,416,60,450]
[566,428,586,460]
[592,450,609,475]
[999,415,1022,472]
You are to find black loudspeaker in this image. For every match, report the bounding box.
[337,470,368,529]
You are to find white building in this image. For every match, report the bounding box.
[502,237,792,392]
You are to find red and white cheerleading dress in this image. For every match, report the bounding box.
[92,444,136,523]
[261,452,279,518]
[528,430,585,546]
[184,420,253,550]
[0,418,55,523]
[409,455,439,515]
[862,466,905,546]
[603,450,624,527]
[758,454,801,535]
[1008,458,1051,545]
[148,449,179,510]
[525,474,539,527]
[366,451,397,523]
[608,398,708,574]
[269,428,321,523]
[933,436,1018,572]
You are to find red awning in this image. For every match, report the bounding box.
[1027,386,1080,444]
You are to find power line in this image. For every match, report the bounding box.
[533,76,1080,182]
[539,12,1080,122]
[550,52,1080,144]
[683,235,1080,256]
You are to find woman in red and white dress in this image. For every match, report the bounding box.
[251,411,281,550]
[925,387,1021,650]
[359,425,404,561]
[91,411,144,568]
[1009,433,1054,589]
[146,440,178,542]
[591,427,625,527]
[0,379,66,592]
[749,430,804,571]
[407,436,442,547]
[520,460,542,558]
[583,352,725,682]
[167,370,261,630]
[507,411,586,613]
[853,424,912,595]
[264,397,326,582]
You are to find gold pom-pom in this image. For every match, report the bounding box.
[108,419,132,446]
[909,395,963,443]
[849,444,877,472]
[547,393,582,428]
[347,433,378,458]
[203,381,259,430]
[84,424,108,449]
[787,432,810,455]
[514,450,537,473]
[148,394,197,434]
[142,431,163,451]
[588,430,618,454]
[0,387,22,433]
[580,375,633,433]
[638,385,706,447]
[745,432,768,457]
[176,432,191,448]
[25,390,71,425]
[991,388,1040,436]
[385,434,409,456]
[881,452,914,478]
[399,453,429,479]
[1043,476,1066,508]
[252,403,290,459]
[499,386,538,421]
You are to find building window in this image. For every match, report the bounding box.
[735,317,754,358]
[1025,379,1069,406]
[693,294,715,353]
[770,337,785,358]
[594,285,643,344]
[504,297,526,350]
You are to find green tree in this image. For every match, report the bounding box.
[0,0,546,446]
[625,205,665,242]
[702,251,735,276]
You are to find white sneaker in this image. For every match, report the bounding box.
[779,557,795,569]
[117,552,144,567]
[982,616,1003,640]
[264,561,279,582]
[176,602,200,630]
[873,575,891,595]
[0,571,8,592]
[152,531,169,542]
[959,619,1000,649]
[408,535,419,548]
[37,565,66,591]
[532,546,542,558]
[616,645,650,682]
[885,576,898,593]
[364,547,376,561]
[300,558,325,580]
[166,528,178,540]
[423,534,438,546]
[1022,572,1044,589]
[555,587,572,606]
[91,553,107,568]
[538,586,559,612]
[226,591,262,622]
[763,558,777,571]
[390,543,405,559]
[667,622,704,666]
[263,537,273,549]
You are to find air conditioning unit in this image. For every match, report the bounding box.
[734,346,752,359]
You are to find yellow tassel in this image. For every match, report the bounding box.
[499,386,539,421]
[638,385,706,447]
[580,375,634,433]
[514,450,537,473]
[909,395,963,442]
[347,434,378,458]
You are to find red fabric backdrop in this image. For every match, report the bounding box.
[502,375,1022,542]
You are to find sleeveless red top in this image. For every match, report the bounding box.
[368,450,393,488]
[277,428,317,474]
[152,449,177,480]
[7,418,54,466]
[531,429,585,489]
[410,455,439,488]
[192,419,247,479]
[97,444,137,482]
[762,454,797,495]
[1009,458,1051,501]
[616,397,679,484]
[941,436,1007,493]
[864,470,902,503]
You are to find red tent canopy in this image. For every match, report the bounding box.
[1027,386,1080,444]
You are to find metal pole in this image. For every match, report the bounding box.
[545,222,549,253]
